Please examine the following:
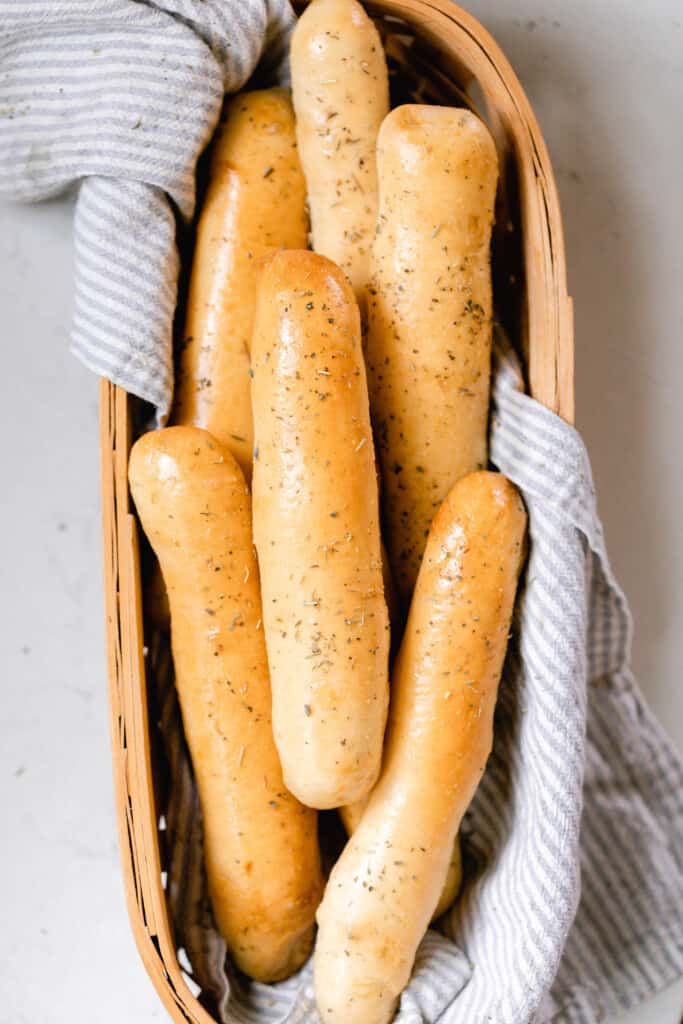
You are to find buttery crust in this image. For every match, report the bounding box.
[314,471,527,1024]
[338,801,462,920]
[251,249,390,809]
[128,426,323,982]
[173,89,308,479]
[366,105,499,604]
[291,0,389,303]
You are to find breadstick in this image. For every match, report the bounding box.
[129,426,323,982]
[251,249,390,809]
[314,471,526,1023]
[366,105,499,603]
[291,0,389,303]
[173,89,308,478]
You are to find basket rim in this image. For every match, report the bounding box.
[101,3,574,1022]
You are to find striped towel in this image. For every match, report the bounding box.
[3,3,681,1022]
[0,0,294,415]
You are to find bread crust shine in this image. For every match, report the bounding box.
[129,426,323,983]
[366,105,499,604]
[314,471,526,1024]
[291,0,389,303]
[173,89,308,479]
[251,250,390,810]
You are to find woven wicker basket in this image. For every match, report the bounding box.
[100,2,573,1020]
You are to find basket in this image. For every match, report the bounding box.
[100,2,574,1020]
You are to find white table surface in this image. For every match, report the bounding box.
[1,1,681,1021]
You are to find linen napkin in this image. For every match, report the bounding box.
[2,3,681,1022]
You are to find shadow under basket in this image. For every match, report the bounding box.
[100,1,574,1021]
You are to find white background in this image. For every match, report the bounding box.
[1,1,681,1021]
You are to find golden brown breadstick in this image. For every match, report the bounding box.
[366,105,499,604]
[314,471,526,1023]
[129,426,323,982]
[251,249,390,810]
[173,89,308,478]
[291,0,389,303]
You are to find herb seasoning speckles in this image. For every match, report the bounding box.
[314,472,526,1023]
[172,88,308,482]
[366,104,499,605]
[251,250,389,810]
[291,0,389,306]
[128,426,323,982]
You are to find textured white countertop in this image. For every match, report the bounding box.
[1,1,681,1021]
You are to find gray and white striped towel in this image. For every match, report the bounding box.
[2,3,681,1023]
[0,0,294,414]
